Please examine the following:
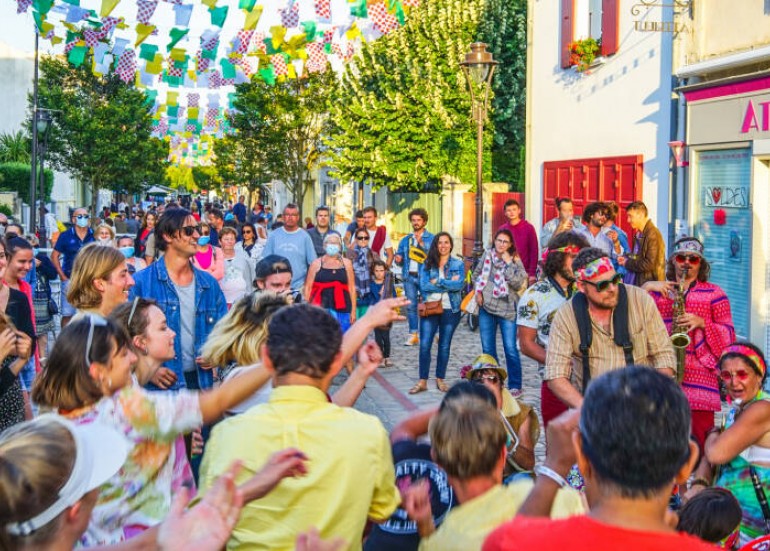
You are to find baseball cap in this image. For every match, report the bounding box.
[5,415,129,536]
[255,255,293,280]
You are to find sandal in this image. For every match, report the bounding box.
[409,381,428,394]
[436,379,449,393]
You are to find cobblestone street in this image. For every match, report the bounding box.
[330,317,546,460]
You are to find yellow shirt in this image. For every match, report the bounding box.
[418,481,584,551]
[199,385,400,550]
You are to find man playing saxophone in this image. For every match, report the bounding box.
[643,237,735,448]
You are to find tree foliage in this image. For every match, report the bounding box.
[0,162,53,203]
[33,55,167,213]
[227,70,337,213]
[326,0,526,191]
[0,131,31,164]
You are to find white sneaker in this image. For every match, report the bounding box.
[404,333,419,346]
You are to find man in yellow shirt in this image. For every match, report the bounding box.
[199,304,400,550]
[402,385,583,550]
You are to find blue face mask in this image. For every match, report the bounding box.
[75,216,89,228]
[119,246,135,259]
[325,244,341,256]
[197,235,211,247]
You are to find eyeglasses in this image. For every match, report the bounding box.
[582,273,623,292]
[75,214,90,220]
[720,369,751,382]
[494,239,511,246]
[181,225,200,237]
[242,230,253,235]
[85,315,108,366]
[127,297,140,327]
[471,374,500,385]
[675,254,701,266]
[356,235,370,241]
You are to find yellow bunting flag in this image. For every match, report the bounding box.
[167,92,179,106]
[99,0,120,18]
[270,25,287,49]
[243,5,263,30]
[145,53,163,74]
[170,48,187,62]
[135,23,156,46]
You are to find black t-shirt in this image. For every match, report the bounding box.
[364,440,454,551]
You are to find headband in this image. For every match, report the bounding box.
[540,245,581,263]
[721,344,767,377]
[576,256,614,281]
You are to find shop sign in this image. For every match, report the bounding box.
[741,99,770,133]
[631,0,691,33]
[703,185,749,208]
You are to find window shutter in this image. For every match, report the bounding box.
[561,0,574,68]
[601,0,619,56]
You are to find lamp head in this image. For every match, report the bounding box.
[460,42,498,88]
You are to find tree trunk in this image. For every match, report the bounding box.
[90,181,99,217]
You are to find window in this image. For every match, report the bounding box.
[561,0,619,69]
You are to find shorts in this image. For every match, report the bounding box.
[60,279,76,318]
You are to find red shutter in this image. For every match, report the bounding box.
[601,0,619,56]
[561,0,574,68]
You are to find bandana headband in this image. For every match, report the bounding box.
[576,256,614,281]
[541,245,581,263]
[721,344,767,377]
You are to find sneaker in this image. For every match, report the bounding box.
[509,388,524,399]
[383,358,393,367]
[404,333,419,346]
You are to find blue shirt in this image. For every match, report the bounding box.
[395,231,434,279]
[263,227,318,290]
[129,258,227,391]
[53,227,95,277]
[419,257,466,313]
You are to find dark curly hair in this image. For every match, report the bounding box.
[581,202,608,225]
[543,231,590,279]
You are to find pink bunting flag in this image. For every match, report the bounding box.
[17,0,32,13]
[206,108,217,127]
[314,0,330,20]
[254,32,266,53]
[187,93,199,106]
[403,0,419,5]
[209,69,222,89]
[323,28,334,43]
[234,30,253,54]
[116,49,137,83]
[83,29,100,47]
[306,42,326,73]
[271,54,288,76]
[136,0,158,24]
[369,2,399,34]
[280,4,299,28]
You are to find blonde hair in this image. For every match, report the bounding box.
[429,394,506,480]
[66,243,126,310]
[95,223,115,240]
[202,292,290,367]
[0,418,76,549]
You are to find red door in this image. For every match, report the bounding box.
[542,155,643,239]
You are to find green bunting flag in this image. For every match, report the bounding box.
[68,44,87,67]
[167,28,189,51]
[209,5,228,28]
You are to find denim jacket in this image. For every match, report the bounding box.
[395,231,434,279]
[419,256,466,313]
[130,258,227,391]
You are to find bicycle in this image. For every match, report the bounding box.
[460,254,479,331]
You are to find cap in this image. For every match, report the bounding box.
[255,255,293,280]
[670,236,704,260]
[5,415,129,537]
[462,353,508,382]
[224,212,235,221]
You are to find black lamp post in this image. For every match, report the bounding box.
[460,43,498,260]
[33,109,52,244]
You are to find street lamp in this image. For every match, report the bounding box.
[460,42,498,260]
[33,109,52,244]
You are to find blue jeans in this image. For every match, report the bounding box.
[419,309,461,380]
[403,274,421,333]
[478,308,522,390]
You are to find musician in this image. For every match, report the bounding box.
[643,237,735,447]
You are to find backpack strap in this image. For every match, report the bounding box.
[613,284,635,366]
[571,292,593,394]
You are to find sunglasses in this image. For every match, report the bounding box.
[76,214,90,220]
[85,315,108,366]
[675,254,701,265]
[356,235,370,241]
[181,225,200,237]
[471,374,500,385]
[720,369,751,382]
[242,230,253,234]
[582,273,623,292]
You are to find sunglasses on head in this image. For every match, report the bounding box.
[675,254,701,265]
[720,369,752,382]
[582,273,623,292]
[181,225,200,237]
[85,315,108,366]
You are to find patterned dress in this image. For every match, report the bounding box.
[63,383,202,546]
[649,280,735,412]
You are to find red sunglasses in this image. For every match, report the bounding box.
[720,369,751,382]
[675,254,701,265]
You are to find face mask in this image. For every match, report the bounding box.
[197,235,210,247]
[325,244,341,256]
[119,246,135,259]
[32,248,39,256]
[98,237,112,245]
[76,217,89,228]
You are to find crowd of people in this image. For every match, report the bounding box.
[0,194,767,551]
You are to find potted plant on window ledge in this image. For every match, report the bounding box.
[568,37,603,73]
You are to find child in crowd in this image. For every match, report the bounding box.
[678,488,742,549]
[369,260,395,367]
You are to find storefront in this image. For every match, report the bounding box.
[684,75,770,350]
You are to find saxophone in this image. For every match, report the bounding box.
[670,272,691,384]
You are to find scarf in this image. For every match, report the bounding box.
[475,248,509,298]
[353,247,371,297]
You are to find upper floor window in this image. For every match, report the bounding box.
[561,0,619,69]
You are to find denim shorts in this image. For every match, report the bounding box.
[60,279,76,317]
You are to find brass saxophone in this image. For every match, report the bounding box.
[670,272,691,384]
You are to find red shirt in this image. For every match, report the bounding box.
[499,220,539,279]
[482,515,716,551]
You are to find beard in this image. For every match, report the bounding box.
[558,265,575,282]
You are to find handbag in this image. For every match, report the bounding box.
[418,299,443,318]
[461,290,478,315]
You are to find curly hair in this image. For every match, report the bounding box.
[543,231,589,279]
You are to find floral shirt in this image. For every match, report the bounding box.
[63,384,202,546]
[516,278,574,375]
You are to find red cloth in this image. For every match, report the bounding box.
[371,226,387,257]
[499,220,539,278]
[17,279,39,371]
[310,280,348,310]
[691,409,715,451]
[540,381,568,431]
[650,281,735,411]
[483,515,716,551]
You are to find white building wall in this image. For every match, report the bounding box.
[526,0,674,233]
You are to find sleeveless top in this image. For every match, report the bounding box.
[310,258,352,313]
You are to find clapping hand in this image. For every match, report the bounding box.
[356,341,384,375]
[364,297,408,328]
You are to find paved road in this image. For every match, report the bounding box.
[330,317,547,460]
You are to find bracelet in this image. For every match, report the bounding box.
[534,465,569,488]
[689,477,710,489]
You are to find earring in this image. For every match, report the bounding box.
[144,346,149,355]
[107,377,113,390]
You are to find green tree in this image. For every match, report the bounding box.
[326,0,526,191]
[228,71,337,214]
[33,55,167,214]
[0,162,53,202]
[0,131,31,164]
[213,135,270,201]
[191,165,222,190]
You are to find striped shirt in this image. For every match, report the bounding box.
[544,284,676,390]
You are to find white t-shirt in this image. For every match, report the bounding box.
[367,226,392,256]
